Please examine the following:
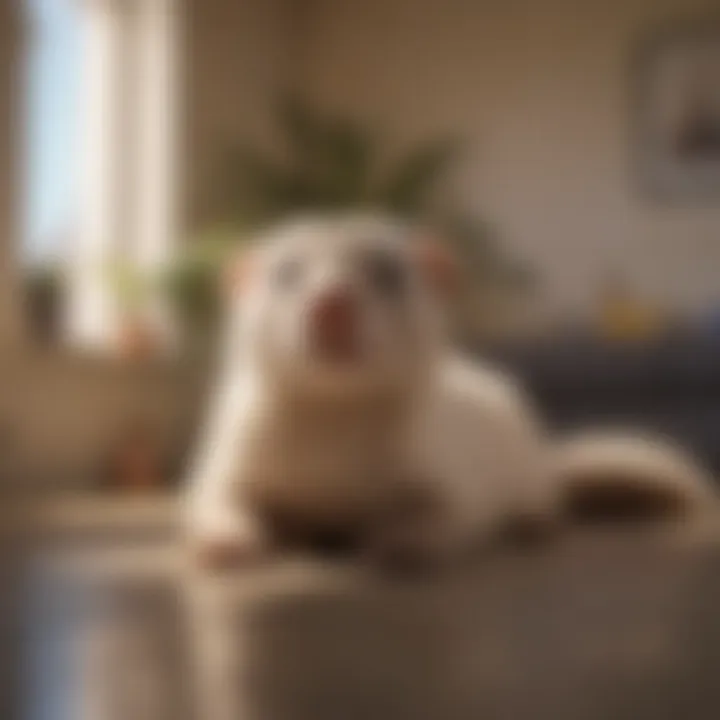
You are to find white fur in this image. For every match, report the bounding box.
[552,430,716,509]
[184,215,716,561]
[406,355,557,549]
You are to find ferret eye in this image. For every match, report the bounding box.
[273,257,303,289]
[364,251,407,298]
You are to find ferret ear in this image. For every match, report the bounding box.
[410,233,459,298]
[222,247,256,297]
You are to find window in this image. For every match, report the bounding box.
[24,0,81,265]
[23,0,179,353]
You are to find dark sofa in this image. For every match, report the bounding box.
[479,332,720,475]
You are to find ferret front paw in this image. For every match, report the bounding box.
[498,510,562,550]
[366,529,447,575]
[366,487,456,575]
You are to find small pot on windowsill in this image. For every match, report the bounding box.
[103,417,168,494]
[116,314,159,361]
[25,266,63,347]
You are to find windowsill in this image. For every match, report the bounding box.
[3,339,212,379]
[17,491,181,539]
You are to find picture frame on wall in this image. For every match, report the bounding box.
[634,20,720,202]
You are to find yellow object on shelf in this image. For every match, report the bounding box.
[597,278,668,343]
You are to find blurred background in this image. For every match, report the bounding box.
[1,0,719,501]
[2,1,720,719]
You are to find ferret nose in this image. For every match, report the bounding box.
[312,287,358,332]
[309,287,361,360]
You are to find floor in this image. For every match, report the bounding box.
[18,516,720,720]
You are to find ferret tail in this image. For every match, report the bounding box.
[551,430,717,524]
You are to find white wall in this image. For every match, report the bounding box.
[297,0,720,320]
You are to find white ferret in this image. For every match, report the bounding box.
[184,214,716,568]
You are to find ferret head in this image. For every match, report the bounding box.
[226,214,454,398]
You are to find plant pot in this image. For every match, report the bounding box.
[25,273,62,346]
[108,426,167,493]
[117,455,163,493]
[116,317,159,360]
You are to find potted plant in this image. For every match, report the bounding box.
[97,415,170,494]
[161,224,249,353]
[168,97,537,346]
[108,260,162,360]
[24,263,63,346]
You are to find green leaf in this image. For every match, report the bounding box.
[318,120,374,205]
[224,145,300,221]
[193,223,251,261]
[380,139,460,214]
[277,95,332,167]
[106,260,160,312]
[162,259,220,329]
[276,97,376,211]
